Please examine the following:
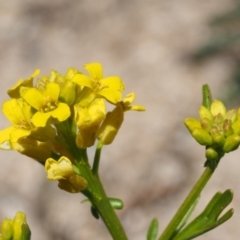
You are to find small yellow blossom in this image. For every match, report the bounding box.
[22,82,71,127]
[0,98,56,148]
[72,62,125,105]
[45,156,87,193]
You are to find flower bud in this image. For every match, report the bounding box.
[210,100,227,117]
[200,118,212,132]
[192,128,212,146]
[13,212,26,240]
[213,113,224,124]
[205,147,219,161]
[223,134,240,153]
[184,118,201,133]
[225,109,237,123]
[199,106,213,121]
[232,120,240,134]
[210,127,225,147]
[59,80,76,105]
[1,218,13,240]
[223,119,234,137]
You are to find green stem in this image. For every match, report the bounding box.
[92,141,103,175]
[80,161,128,240]
[158,167,214,240]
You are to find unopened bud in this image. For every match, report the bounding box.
[59,80,76,105]
[184,118,201,133]
[210,100,227,117]
[232,120,240,135]
[192,128,212,146]
[213,113,224,124]
[225,109,237,123]
[223,119,234,137]
[211,128,225,147]
[205,147,219,161]
[199,106,213,121]
[13,212,26,240]
[223,134,240,153]
[1,218,13,240]
[200,118,212,132]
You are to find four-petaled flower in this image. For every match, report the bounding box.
[22,82,71,127]
[45,156,87,193]
[72,62,125,105]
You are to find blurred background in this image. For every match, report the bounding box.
[0,0,240,239]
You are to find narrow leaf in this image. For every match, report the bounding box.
[147,218,159,240]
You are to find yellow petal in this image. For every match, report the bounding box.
[32,111,52,127]
[98,88,122,104]
[7,69,40,98]
[51,103,71,121]
[0,126,15,144]
[2,99,24,126]
[84,62,103,79]
[101,76,125,91]
[72,74,93,88]
[43,82,60,102]
[22,88,45,110]
[10,128,31,143]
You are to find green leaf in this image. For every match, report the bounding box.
[173,189,234,240]
[147,218,159,240]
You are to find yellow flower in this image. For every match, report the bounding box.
[45,156,87,193]
[97,93,145,144]
[0,99,32,146]
[72,63,124,105]
[0,98,56,150]
[22,82,71,127]
[75,98,106,148]
[7,69,40,98]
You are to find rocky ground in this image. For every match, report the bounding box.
[0,1,239,239]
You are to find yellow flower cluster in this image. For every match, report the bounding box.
[0,63,145,192]
[185,100,240,162]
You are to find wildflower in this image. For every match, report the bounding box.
[72,62,125,105]
[0,98,55,148]
[21,82,71,127]
[45,156,87,193]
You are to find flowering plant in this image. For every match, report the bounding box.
[0,65,238,240]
